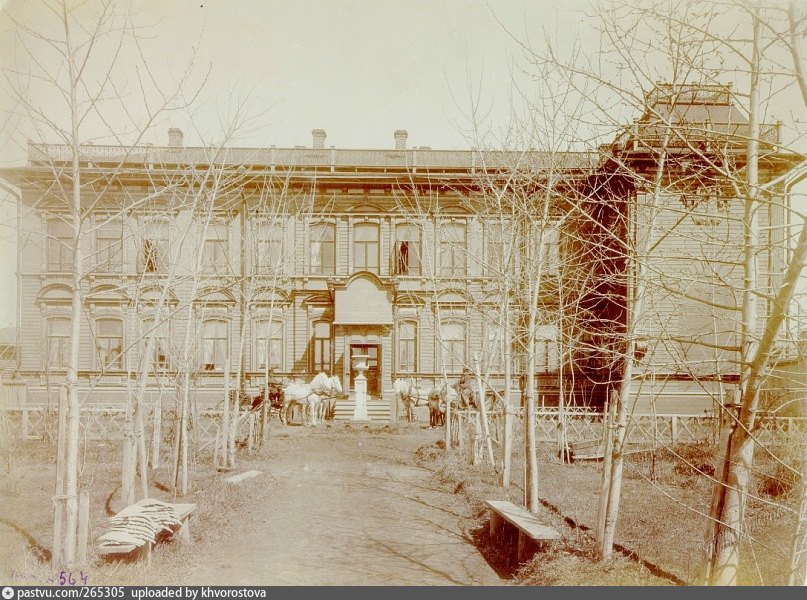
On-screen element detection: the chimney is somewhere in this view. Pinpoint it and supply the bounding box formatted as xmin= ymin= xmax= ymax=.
xmin=312 ymin=129 xmax=327 ymax=149
xmin=394 ymin=129 xmax=408 ymax=150
xmin=167 ymin=128 xmax=184 ymax=147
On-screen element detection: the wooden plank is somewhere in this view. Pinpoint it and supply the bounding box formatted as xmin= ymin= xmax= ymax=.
xmin=172 ymin=503 xmax=197 ymax=520
xmin=224 ymin=469 xmax=262 ymax=483
xmin=485 ymin=500 xmax=561 ymax=541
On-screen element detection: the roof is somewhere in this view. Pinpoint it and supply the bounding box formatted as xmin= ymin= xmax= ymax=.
xmin=22 ymin=144 xmax=599 ymax=174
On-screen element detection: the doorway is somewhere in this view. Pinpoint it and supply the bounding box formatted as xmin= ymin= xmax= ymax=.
xmin=350 ymin=344 xmax=380 ymax=397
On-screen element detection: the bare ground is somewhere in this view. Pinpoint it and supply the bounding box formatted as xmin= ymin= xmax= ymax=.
xmin=1 ymin=423 xmax=504 ymax=586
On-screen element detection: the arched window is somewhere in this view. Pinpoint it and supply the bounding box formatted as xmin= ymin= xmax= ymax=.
xmin=439 ymin=222 xmax=466 ymax=276
xmin=312 ymin=321 xmax=331 ymax=373
xmin=394 ymin=223 xmax=421 ymax=275
xmin=397 ymin=321 xmax=417 ymax=372
xmin=354 ymin=222 xmax=379 ymax=274
xmin=309 ymin=223 xmax=335 ymax=275
xmin=201 ymin=319 xmax=229 ymax=371
xmin=255 ymin=318 xmax=284 ymax=371
xmin=46 ymin=317 xmax=70 ymax=369
xmin=96 ymin=318 xmax=124 ymax=371
xmin=439 ymin=321 xmax=465 ymax=373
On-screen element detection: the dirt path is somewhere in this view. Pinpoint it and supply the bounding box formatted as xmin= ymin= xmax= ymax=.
xmin=181 ymin=425 xmax=503 ymax=586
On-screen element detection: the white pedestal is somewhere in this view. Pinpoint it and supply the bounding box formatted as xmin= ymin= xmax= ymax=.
xmin=353 ymin=380 xmax=369 ymax=421
xmin=352 ymin=353 xmax=370 ymax=421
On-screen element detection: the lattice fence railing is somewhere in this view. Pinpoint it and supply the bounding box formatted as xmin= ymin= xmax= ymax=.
xmin=1 ymin=403 xmax=255 ymax=454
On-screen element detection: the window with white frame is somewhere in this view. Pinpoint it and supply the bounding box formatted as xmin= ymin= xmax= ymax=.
xmin=47 ymin=219 xmax=74 ymax=271
xmin=141 ymin=221 xmax=169 ymax=274
xmin=540 ymin=224 xmax=560 ymax=274
xmin=141 ymin=318 xmax=169 ymax=371
xmin=255 ymin=318 xmax=283 ymax=371
xmin=484 ymin=221 xmax=510 ymax=276
xmin=202 ymin=222 xmax=229 ymax=274
xmin=353 ymin=222 xmax=379 ymax=274
xmin=439 ymin=222 xmax=466 ymax=276
xmin=394 ymin=223 xmax=421 ymax=275
xmin=201 ymin=319 xmax=229 ymax=371
xmin=256 ymin=223 xmax=283 ymax=273
xmin=46 ymin=317 xmax=70 ymax=369
xmin=309 ymin=223 xmax=335 ymax=275
xmin=484 ymin=322 xmax=504 ymax=371
xmin=439 ymin=320 xmax=466 ymax=373
xmin=95 ymin=318 xmax=124 ymax=371
xmin=397 ymin=321 xmax=417 ymax=372
xmin=96 ymin=221 xmax=123 ymax=273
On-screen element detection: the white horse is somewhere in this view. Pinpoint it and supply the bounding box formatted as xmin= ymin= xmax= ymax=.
xmin=282 ymin=373 xmax=341 ymax=426
xmin=315 ymin=374 xmax=344 ymax=421
xmin=392 ymin=378 xmax=431 ymax=423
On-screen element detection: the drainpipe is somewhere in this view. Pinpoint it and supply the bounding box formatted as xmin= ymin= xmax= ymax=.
xmin=0 ymin=179 xmax=22 ymax=372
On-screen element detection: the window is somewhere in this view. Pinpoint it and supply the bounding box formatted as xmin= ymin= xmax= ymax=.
xmin=97 ymin=222 xmax=123 ymax=272
xmin=439 ymin=321 xmax=465 ymax=373
xmin=484 ymin=222 xmax=508 ymax=276
xmin=309 ymin=223 xmax=335 ymax=275
xmin=485 ymin=323 xmax=503 ymax=371
xmin=397 ymin=321 xmax=417 ymax=372
xmin=312 ymin=321 xmax=331 ymax=373
xmin=353 ymin=223 xmax=379 ymax=274
xmin=255 ymin=318 xmax=283 ymax=371
xmin=46 ymin=317 xmax=70 ymax=369
xmin=439 ymin=223 xmax=466 ymax=276
xmin=201 ymin=319 xmax=228 ymax=371
xmin=394 ymin=223 xmax=421 ymax=275
xmin=142 ymin=222 xmax=168 ymax=274
xmin=142 ymin=319 xmax=169 ymax=371
xmin=47 ymin=219 xmax=73 ymax=271
xmin=535 ymin=324 xmax=559 ymax=372
xmin=203 ymin=223 xmax=228 ymax=274
xmin=542 ymin=225 xmax=560 ymax=274
xmin=96 ymin=318 xmax=124 ymax=371
xmin=257 ymin=223 xmax=283 ymax=272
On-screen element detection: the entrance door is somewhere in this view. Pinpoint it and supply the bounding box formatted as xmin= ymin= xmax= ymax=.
xmin=350 ymin=344 xmax=380 ymax=397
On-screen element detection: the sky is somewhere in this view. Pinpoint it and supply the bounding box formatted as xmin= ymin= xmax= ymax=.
xmin=0 ymin=0 xmax=804 ymax=328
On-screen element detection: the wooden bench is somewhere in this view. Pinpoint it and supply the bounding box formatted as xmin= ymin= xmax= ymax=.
xmin=97 ymin=499 xmax=196 ymax=562
xmin=485 ymin=500 xmax=561 ymax=564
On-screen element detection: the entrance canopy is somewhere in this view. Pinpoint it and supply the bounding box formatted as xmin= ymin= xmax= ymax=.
xmin=333 ymin=273 xmax=393 ymax=325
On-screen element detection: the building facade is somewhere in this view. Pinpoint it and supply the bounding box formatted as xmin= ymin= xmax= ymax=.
xmin=1 ymin=85 xmax=799 ymax=416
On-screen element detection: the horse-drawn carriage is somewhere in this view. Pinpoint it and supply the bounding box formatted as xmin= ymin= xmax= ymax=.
xmin=392 ymin=371 xmax=503 ymax=426
xmin=242 ymin=372 xmax=344 ymax=426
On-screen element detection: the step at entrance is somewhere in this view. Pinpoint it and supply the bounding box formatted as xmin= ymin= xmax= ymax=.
xmin=333 ymin=398 xmax=391 ymax=421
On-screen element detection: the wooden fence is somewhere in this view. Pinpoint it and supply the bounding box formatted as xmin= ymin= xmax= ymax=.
xmin=0 ymin=400 xmax=258 ymax=455
xmin=448 ymin=408 xmax=807 ymax=449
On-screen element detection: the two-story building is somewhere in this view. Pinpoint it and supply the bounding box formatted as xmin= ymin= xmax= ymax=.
xmin=1 ymin=84 xmax=799 ymax=418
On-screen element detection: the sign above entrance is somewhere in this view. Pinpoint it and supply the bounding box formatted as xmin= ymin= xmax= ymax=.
xmin=333 ymin=274 xmax=393 ymax=325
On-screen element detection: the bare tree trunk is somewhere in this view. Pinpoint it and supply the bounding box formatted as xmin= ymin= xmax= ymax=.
xmin=703 ymin=15 xmax=762 ymax=584
xmin=788 ymin=440 xmax=807 ymax=585
xmin=473 ymin=354 xmax=495 ymax=466
xmin=222 ymin=360 xmax=231 ymax=469
xmin=502 ymin=302 xmax=513 ymax=488
xmin=51 ymin=385 xmax=68 ymax=569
